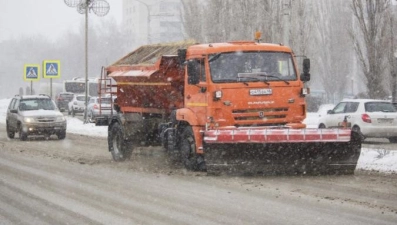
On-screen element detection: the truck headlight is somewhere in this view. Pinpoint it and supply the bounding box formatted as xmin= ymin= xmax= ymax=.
xmin=213 ymin=90 xmax=222 ymax=101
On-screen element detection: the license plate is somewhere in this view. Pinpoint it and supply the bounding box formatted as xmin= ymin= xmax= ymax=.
xmin=250 ymin=89 xmax=272 ymax=96
xmin=377 ymin=118 xmax=393 ymax=124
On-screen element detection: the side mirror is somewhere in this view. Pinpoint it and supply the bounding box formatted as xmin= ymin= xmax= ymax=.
xmin=10 ymin=109 xmax=17 ymax=113
xmin=300 ymin=58 xmax=311 ymax=82
xmin=187 ymin=60 xmax=200 ymax=85
xmin=327 ymin=109 xmax=333 ymax=114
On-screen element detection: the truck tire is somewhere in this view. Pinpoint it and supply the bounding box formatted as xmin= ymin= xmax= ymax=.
xmin=167 ymin=128 xmax=180 ymax=162
xmin=108 ymin=122 xmax=133 ymax=162
xmin=6 ymin=122 xmax=15 ymax=139
xmin=179 ymin=126 xmax=206 ymax=171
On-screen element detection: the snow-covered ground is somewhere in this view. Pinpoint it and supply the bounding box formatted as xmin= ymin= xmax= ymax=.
xmin=0 ymin=98 xmax=396 ymax=174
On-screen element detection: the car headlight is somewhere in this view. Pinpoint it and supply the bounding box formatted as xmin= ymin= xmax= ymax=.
xmin=24 ymin=117 xmax=35 ymax=123
xmin=56 ymin=116 xmax=66 ymax=122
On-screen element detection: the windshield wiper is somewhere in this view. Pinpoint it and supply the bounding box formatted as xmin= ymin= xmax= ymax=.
xmin=238 ymin=76 xmax=269 ymax=85
xmin=258 ymin=74 xmax=290 ymax=85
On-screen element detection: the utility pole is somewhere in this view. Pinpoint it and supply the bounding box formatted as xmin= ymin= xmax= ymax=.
xmin=391 ymin=1 xmax=397 ymax=103
xmin=64 ymin=0 xmax=109 ymax=123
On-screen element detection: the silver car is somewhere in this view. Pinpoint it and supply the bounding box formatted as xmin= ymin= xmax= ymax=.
xmin=85 ymin=96 xmax=116 ymax=123
xmin=6 ymin=95 xmax=67 ymax=141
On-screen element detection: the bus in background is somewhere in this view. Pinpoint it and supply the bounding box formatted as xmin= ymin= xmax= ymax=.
xmin=63 ymin=77 xmax=99 ymax=97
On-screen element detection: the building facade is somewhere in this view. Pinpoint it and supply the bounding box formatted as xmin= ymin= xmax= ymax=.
xmin=122 ymin=0 xmax=184 ymax=46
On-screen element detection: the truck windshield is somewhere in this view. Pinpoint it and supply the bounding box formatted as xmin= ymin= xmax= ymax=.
xmin=209 ymin=51 xmax=297 ymax=83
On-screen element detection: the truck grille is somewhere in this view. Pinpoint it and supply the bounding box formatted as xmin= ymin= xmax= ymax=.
xmin=232 ymin=108 xmax=288 ymax=124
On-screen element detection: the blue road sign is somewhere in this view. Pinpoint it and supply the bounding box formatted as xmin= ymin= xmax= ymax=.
xmin=24 ymin=64 xmax=40 ymax=81
xmin=43 ymin=60 xmax=61 ymax=78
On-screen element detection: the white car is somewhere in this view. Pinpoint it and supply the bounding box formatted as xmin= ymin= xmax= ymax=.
xmin=68 ymin=94 xmax=90 ymax=117
xmin=318 ymin=99 xmax=397 ymax=142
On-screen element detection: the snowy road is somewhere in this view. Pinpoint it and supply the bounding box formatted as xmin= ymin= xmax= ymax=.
xmin=0 ymin=126 xmax=396 ymax=224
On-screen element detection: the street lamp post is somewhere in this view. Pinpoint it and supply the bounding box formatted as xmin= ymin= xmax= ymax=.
xmin=64 ymin=0 xmax=109 ymax=123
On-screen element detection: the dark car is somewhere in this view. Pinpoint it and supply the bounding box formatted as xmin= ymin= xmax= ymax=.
xmin=56 ymin=92 xmax=74 ymax=112
xmin=6 ymin=94 xmax=67 ymax=141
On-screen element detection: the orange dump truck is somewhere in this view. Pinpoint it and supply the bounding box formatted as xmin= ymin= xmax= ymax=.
xmin=101 ymin=38 xmax=361 ymax=175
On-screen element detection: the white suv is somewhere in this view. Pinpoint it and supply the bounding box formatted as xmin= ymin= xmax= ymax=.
xmin=68 ymin=94 xmax=90 ymax=117
xmin=318 ymin=99 xmax=397 ymax=142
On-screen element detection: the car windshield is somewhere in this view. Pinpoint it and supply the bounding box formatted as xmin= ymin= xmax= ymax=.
xmin=365 ymin=102 xmax=396 ymax=112
xmin=209 ymin=51 xmax=296 ymax=83
xmin=19 ymin=98 xmax=56 ymax=111
xmin=76 ymin=96 xmax=86 ymax=101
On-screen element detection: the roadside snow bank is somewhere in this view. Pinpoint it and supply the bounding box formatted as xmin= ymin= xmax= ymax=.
xmin=357 ymin=148 xmax=397 ymax=174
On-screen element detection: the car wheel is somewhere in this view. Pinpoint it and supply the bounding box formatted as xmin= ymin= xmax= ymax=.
xmin=57 ymin=130 xmax=66 ymax=140
xmin=318 ymin=123 xmax=326 ymax=129
xmin=19 ymin=125 xmax=27 ymax=141
xmin=72 ymin=108 xmax=75 ymax=117
xmin=68 ymin=108 xmax=71 ymax=115
xmin=88 ymin=111 xmax=94 ymax=123
xmin=6 ymin=122 xmax=15 ymax=139
xmin=351 ymin=125 xmax=365 ymax=141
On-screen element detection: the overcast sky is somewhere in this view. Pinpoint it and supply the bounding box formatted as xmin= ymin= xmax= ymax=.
xmin=0 ymin=0 xmax=122 ymax=42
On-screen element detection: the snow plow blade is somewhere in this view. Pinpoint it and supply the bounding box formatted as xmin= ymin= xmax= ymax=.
xmin=203 ymin=128 xmax=361 ymax=176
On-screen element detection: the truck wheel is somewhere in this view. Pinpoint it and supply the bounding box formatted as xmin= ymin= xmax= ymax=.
xmin=6 ymin=122 xmax=15 ymax=139
xmin=179 ymin=126 xmax=206 ymax=171
xmin=166 ymin=128 xmax=180 ymax=162
xmin=19 ymin=125 xmax=27 ymax=141
xmin=108 ymin=122 xmax=133 ymax=162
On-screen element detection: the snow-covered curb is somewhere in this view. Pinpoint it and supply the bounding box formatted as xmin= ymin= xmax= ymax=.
xmin=356 ymin=148 xmax=397 ymax=174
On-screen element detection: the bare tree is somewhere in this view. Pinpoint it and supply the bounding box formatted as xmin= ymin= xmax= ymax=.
xmin=181 ymin=0 xmax=286 ymax=43
xmin=311 ymin=0 xmax=353 ymax=102
xmin=350 ymin=0 xmax=391 ymax=99
xmin=181 ymin=0 xmax=205 ymax=41
xmin=287 ymin=0 xmax=314 ymax=57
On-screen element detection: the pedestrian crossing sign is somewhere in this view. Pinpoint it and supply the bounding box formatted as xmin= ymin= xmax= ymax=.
xmin=43 ymin=60 xmax=61 ymax=78
xmin=24 ymin=64 xmax=40 ymax=81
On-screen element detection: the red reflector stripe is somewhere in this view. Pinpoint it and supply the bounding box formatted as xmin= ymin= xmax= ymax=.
xmin=204 ymin=128 xmax=351 ymax=143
